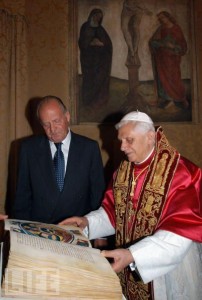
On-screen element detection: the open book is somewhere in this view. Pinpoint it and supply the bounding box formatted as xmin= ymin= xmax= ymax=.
xmin=1 ymin=219 xmax=122 ymax=299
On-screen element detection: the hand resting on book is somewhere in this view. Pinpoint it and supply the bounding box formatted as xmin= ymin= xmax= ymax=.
xmin=59 ymin=216 xmax=88 ymax=230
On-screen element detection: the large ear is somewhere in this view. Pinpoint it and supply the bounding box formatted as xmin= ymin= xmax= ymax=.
xmin=65 ymin=111 xmax=71 ymax=123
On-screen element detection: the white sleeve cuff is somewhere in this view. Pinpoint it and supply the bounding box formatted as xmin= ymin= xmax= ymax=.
xmin=85 ymin=207 xmax=115 ymax=240
xmin=129 ymin=230 xmax=192 ymax=283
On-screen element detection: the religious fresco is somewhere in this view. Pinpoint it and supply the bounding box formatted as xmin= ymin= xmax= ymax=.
xmin=77 ymin=0 xmax=196 ymax=123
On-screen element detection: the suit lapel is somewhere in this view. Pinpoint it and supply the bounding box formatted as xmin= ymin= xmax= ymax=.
xmin=36 ymin=136 xmax=60 ymax=196
xmin=63 ymin=133 xmax=80 ymax=189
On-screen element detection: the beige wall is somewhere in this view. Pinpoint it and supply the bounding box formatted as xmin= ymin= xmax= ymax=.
xmin=1 ymin=0 xmax=202 ymax=158
xmin=0 ymin=0 xmax=202 ymax=213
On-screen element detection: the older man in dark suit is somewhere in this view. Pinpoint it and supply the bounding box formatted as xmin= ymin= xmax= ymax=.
xmin=13 ymin=95 xmax=105 ymax=224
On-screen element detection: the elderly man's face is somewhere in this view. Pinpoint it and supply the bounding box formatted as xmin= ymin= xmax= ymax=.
xmin=118 ymin=122 xmax=155 ymax=163
xmin=39 ymin=100 xmax=70 ymax=143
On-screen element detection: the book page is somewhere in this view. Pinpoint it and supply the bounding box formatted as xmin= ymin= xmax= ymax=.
xmin=2 ymin=226 xmax=122 ymax=299
xmin=10 ymin=231 xmax=113 ymax=274
xmin=4 ymin=219 xmax=90 ymax=247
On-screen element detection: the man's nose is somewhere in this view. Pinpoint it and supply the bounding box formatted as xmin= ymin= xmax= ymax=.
xmin=49 ymin=123 xmax=56 ymax=132
xmin=120 ymin=141 xmax=126 ymax=152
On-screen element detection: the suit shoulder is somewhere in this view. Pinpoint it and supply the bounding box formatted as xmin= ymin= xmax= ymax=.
xmin=20 ymin=135 xmax=47 ymax=148
xmin=71 ymin=132 xmax=99 ymax=146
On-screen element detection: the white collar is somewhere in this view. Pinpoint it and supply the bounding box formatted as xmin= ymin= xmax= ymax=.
xmin=49 ymin=129 xmax=71 ymax=147
xmin=134 ymin=147 xmax=155 ymax=165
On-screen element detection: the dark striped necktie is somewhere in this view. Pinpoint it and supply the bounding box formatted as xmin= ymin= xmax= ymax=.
xmin=53 ymin=143 xmax=65 ymax=191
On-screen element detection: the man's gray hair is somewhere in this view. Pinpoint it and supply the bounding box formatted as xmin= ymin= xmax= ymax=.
xmin=37 ymin=95 xmax=68 ymax=119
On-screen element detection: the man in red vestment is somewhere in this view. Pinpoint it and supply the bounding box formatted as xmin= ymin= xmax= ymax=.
xmin=150 ymin=11 xmax=189 ymax=109
xmin=60 ymin=111 xmax=202 ymax=300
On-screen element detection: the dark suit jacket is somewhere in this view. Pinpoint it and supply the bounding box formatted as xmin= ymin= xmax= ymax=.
xmin=13 ymin=132 xmax=105 ymax=224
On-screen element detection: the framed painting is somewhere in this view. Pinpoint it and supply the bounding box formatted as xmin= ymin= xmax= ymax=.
xmin=68 ymin=0 xmax=198 ymax=124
